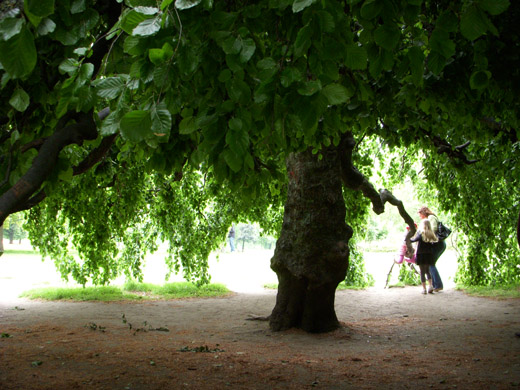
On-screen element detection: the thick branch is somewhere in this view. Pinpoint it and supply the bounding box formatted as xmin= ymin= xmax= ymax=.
xmin=9 ymin=109 xmax=114 ymax=214
xmin=0 ymin=113 xmax=98 ymax=225
xmin=379 ymin=189 xmax=416 ymax=234
xmin=338 ymin=133 xmax=416 ymax=231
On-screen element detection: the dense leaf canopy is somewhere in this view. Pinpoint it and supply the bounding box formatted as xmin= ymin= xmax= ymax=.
xmin=0 ymin=0 xmax=518 ymax=285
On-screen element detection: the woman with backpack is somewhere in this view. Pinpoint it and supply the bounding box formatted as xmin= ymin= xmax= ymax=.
xmin=418 ymin=206 xmax=447 ymax=292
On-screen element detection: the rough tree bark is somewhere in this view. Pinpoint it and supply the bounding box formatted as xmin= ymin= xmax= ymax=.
xmin=269 ymin=132 xmax=415 ymax=333
xmin=269 ymin=146 xmax=352 ymax=333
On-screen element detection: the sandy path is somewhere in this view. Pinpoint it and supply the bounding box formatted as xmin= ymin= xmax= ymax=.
xmin=1 ymin=245 xmax=519 ymax=389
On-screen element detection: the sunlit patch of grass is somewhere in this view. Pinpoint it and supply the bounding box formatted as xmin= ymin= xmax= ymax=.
xmin=456 ymin=284 xmax=520 ymax=299
xmin=2 ymin=249 xmax=39 ymax=255
xmin=123 ymin=281 xmax=230 ymax=299
xmin=21 ymin=282 xmax=231 ymax=301
xmin=20 ymin=286 xmax=140 ymax=301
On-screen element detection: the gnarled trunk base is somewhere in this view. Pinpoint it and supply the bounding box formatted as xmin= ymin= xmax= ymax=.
xmin=270 ymin=148 xmax=352 ymax=333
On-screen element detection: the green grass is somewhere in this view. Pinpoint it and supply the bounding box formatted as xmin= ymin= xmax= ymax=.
xmin=123 ymin=280 xmax=230 ymax=298
xmin=456 ymin=284 xmax=520 ymax=299
xmin=20 ymin=286 xmax=140 ymax=301
xmin=20 ymin=282 xmax=231 ymax=301
xmin=2 ymin=249 xmax=40 ymax=255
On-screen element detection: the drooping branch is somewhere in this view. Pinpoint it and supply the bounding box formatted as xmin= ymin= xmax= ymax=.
xmin=338 ymin=132 xmax=416 ymax=231
xmin=379 ymin=189 xmax=416 ymax=234
xmin=338 ymin=132 xmax=384 ymax=214
xmin=424 ymin=131 xmax=479 ymax=164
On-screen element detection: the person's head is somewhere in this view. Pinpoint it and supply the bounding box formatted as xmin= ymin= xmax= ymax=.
xmin=420 ymin=219 xmax=438 ymax=243
xmin=418 ymin=206 xmax=435 ymax=219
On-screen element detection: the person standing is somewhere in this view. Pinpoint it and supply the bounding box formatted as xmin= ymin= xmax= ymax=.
xmin=228 ymin=224 xmax=236 ymax=252
xmin=418 ymin=206 xmax=446 ymax=292
xmin=410 ymin=218 xmax=439 ymax=294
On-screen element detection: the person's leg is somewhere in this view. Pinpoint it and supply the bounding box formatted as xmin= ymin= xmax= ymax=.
xmin=430 ymin=265 xmax=443 ymax=290
xmin=229 ymin=237 xmax=235 ymax=252
xmin=419 ymin=264 xmax=427 ymax=294
xmin=431 ymin=241 xmax=446 ymax=290
xmin=426 ymin=267 xmax=434 ymax=293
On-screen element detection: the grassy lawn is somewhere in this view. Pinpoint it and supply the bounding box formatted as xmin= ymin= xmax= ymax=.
xmin=20 ymin=282 xmax=230 ymax=301
xmin=456 ymin=284 xmax=520 ymax=299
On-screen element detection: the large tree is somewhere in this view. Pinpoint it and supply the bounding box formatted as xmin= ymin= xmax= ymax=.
xmin=0 ymin=0 xmax=518 ymax=332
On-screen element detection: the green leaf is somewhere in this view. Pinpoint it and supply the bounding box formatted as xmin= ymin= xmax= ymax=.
xmin=218 ymin=69 xmax=232 ymax=82
xmin=151 ymin=102 xmax=172 ymax=138
xmin=429 ymin=30 xmax=455 ymax=58
xmin=93 ymin=77 xmax=126 ymax=99
xmin=226 ymin=127 xmax=249 ymax=155
xmin=360 ymin=0 xmax=383 ymax=20
xmin=222 ymin=148 xmax=242 ymax=172
xmin=317 ymin=11 xmax=335 ymax=33
xmin=345 ymin=45 xmax=367 ymax=70
xmin=407 ymin=46 xmax=424 ymax=86
xmin=161 ymin=0 xmax=174 ymax=10
xmin=175 ymin=0 xmax=202 ymax=10
xmin=0 ymin=26 xmax=37 ymax=79
xmin=120 ymin=110 xmax=152 ymax=142
xmin=70 ymin=0 xmax=86 ymax=14
xmin=149 ymin=48 xmax=165 ymax=64
xmin=222 ymin=36 xmax=242 ymax=55
xmin=121 ymin=10 xmax=148 ymax=35
xmin=179 ymin=116 xmax=197 ymax=134
xmin=59 ymin=58 xmax=80 ymax=75
xmin=36 ymin=18 xmax=56 ymax=35
xmin=427 ymin=51 xmax=446 ymax=75
xmin=133 ymin=16 xmax=161 ymax=36
xmin=9 ymin=88 xmax=30 ymax=112
xmin=460 ymin=5 xmax=489 ymax=41
xmin=99 ymin=111 xmax=122 ymax=136
xmin=297 ymin=80 xmax=322 ymax=96
xmin=292 ymin=0 xmax=316 ymax=13
xmin=322 ymin=83 xmax=353 ymax=105
xmin=76 ymin=63 xmax=94 ymax=86
xmin=436 ymin=11 xmax=458 ymax=32
xmin=228 ymin=117 xmax=243 ymax=131
xmin=280 ymin=67 xmax=302 ymax=87
xmin=374 ymin=24 xmax=400 ymax=51
xmin=294 ymin=24 xmax=312 ymax=58
xmin=0 ymin=18 xmax=24 ymax=41
xmin=134 ymin=6 xmax=160 ymax=15
xmin=478 ymin=0 xmax=509 ymax=15
xmin=239 ymin=38 xmax=256 ymax=63
xmin=469 ymin=70 xmax=491 ymax=90
xmin=25 ymin=0 xmax=55 ymax=18
xmin=257 ymin=57 xmax=277 ymax=69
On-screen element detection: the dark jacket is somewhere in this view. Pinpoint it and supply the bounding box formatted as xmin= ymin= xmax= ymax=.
xmin=411 ymin=232 xmax=436 ymax=265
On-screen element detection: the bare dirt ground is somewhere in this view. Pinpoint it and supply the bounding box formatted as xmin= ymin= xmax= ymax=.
xmin=1 ymin=246 xmax=519 ymax=389
xmin=1 ymin=287 xmax=519 ymax=390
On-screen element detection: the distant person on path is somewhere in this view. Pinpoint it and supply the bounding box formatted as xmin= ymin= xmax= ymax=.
xmin=228 ymin=224 xmax=236 ymax=252
xmin=418 ymin=206 xmax=446 ymax=292
xmin=410 ymin=218 xmax=439 ymax=294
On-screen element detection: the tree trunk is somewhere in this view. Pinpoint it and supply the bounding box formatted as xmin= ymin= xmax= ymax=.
xmin=269 ymin=147 xmax=352 ymax=333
